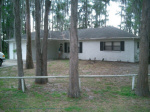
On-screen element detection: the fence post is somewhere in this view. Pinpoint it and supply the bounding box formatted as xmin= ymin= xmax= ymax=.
xmin=132 ymin=76 xmax=135 ymax=90
xmin=79 ymin=78 xmax=81 ymax=91
xmin=21 ymin=78 xmax=25 ymax=92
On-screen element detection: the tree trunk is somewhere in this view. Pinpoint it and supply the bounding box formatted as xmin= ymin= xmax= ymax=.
xmin=35 ymin=0 xmax=43 ymax=84
xmin=35 ymin=0 xmax=51 ymax=84
xmin=26 ymin=0 xmax=34 ymax=69
xmin=52 ymin=9 xmax=53 ymax=31
xmin=135 ymin=0 xmax=150 ymax=97
xmin=95 ymin=13 xmax=98 ymax=28
xmin=68 ymin=0 xmax=80 ymax=98
xmin=14 ymin=0 xmax=26 ymax=90
xmin=104 ymin=2 xmax=107 ymax=27
xmin=0 ymin=0 xmax=3 ymax=52
xmin=42 ymin=0 xmax=51 ymax=84
xmin=120 ymin=7 xmax=123 ymax=30
xmin=41 ymin=0 xmax=44 ymax=30
xmin=85 ymin=0 xmax=87 ymax=28
xmin=21 ymin=0 xmax=25 ymax=34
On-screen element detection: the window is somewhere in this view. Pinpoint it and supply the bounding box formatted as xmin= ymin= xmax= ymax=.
xmin=64 ymin=42 xmax=70 ymax=53
xmin=100 ymin=41 xmax=124 ymax=51
xmin=64 ymin=42 xmax=83 ymax=53
xmin=137 ymin=42 xmax=139 ymax=49
xmin=105 ymin=42 xmax=112 ymax=50
xmin=78 ymin=42 xmax=82 ymax=53
xmin=113 ymin=42 xmax=121 ymax=51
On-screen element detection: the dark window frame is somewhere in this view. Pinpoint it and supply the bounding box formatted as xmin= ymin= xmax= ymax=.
xmin=78 ymin=42 xmax=83 ymax=53
xmin=64 ymin=42 xmax=70 ymax=53
xmin=137 ymin=42 xmax=139 ymax=49
xmin=100 ymin=41 xmax=124 ymax=51
xmin=64 ymin=42 xmax=83 ymax=53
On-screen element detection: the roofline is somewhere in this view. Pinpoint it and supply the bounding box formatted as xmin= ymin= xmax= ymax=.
xmin=4 ymin=39 xmax=27 ymax=42
xmin=5 ymin=37 xmax=139 ymax=42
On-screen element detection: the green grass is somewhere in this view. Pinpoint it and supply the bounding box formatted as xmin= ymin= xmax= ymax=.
xmin=64 ymin=106 xmax=82 ymax=111
xmin=110 ymin=86 xmax=136 ymax=97
xmin=51 ymin=91 xmax=61 ymax=98
xmin=0 ymin=60 xmax=150 ymax=112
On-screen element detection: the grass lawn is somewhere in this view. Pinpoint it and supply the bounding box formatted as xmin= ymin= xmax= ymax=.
xmin=0 ymin=60 xmax=150 ymax=112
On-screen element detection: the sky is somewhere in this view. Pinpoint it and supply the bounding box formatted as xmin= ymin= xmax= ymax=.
xmin=107 ymin=1 xmax=121 ymax=28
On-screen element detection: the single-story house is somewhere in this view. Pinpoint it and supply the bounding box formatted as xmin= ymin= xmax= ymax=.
xmin=7 ymin=26 xmax=139 ymax=62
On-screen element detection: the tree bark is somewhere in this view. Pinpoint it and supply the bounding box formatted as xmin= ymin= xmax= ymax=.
xmin=68 ymin=0 xmax=80 ymax=98
xmin=26 ymin=0 xmax=34 ymax=69
xmin=42 ymin=0 xmax=51 ymax=84
xmin=135 ymin=0 xmax=150 ymax=97
xmin=35 ymin=0 xmax=51 ymax=84
xmin=0 ymin=0 xmax=3 ymax=52
xmin=104 ymin=1 xmax=107 ymax=27
xmin=85 ymin=0 xmax=87 ymax=28
xmin=14 ymin=0 xmax=26 ymax=90
xmin=35 ymin=0 xmax=42 ymax=84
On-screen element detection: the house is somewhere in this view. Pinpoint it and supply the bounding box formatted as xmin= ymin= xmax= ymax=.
xmin=7 ymin=26 xmax=139 ymax=62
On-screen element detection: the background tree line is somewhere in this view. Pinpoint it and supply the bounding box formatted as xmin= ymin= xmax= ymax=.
xmin=0 ymin=0 xmax=142 ymax=58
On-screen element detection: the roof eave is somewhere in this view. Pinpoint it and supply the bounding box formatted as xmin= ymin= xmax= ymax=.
xmin=79 ymin=37 xmax=139 ymax=41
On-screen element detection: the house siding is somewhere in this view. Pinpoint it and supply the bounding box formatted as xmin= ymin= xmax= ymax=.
xmin=8 ymin=39 xmax=137 ymax=63
xmin=9 ymin=42 xmax=15 ymax=59
xmin=78 ymin=39 xmax=135 ymax=62
xmin=9 ymin=41 xmax=26 ymax=60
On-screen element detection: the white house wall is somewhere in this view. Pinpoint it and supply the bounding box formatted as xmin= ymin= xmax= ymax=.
xmin=63 ymin=39 xmax=135 ymax=62
xmin=9 ymin=39 xmax=137 ymax=62
xmin=9 ymin=42 xmax=15 ymax=59
xmin=9 ymin=40 xmax=26 ymax=60
xmin=22 ymin=41 xmax=26 ymax=60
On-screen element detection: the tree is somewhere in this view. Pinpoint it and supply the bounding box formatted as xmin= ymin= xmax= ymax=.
xmin=20 ymin=0 xmax=26 ymax=34
xmin=116 ymin=5 xmax=125 ymax=29
xmin=35 ymin=0 xmax=42 ymax=84
xmin=104 ymin=0 xmax=109 ymax=27
xmin=26 ymin=0 xmax=34 ymax=69
xmin=78 ymin=0 xmax=92 ymax=29
xmin=92 ymin=0 xmax=105 ymax=28
xmin=35 ymin=0 xmax=51 ymax=84
xmin=14 ymin=0 xmax=26 ymax=90
xmin=119 ymin=0 xmax=142 ymax=35
xmin=0 ymin=0 xmax=3 ymax=52
xmin=135 ymin=0 xmax=150 ymax=97
xmin=1 ymin=0 xmax=14 ymax=58
xmin=52 ymin=1 xmax=69 ymax=31
xmin=68 ymin=0 xmax=80 ymax=98
xmin=42 ymin=0 xmax=51 ymax=83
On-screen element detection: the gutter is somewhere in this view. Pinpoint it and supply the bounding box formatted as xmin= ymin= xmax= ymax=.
xmin=5 ymin=37 xmax=139 ymax=42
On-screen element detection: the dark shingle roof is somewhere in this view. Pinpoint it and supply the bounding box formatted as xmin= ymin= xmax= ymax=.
xmin=8 ymin=26 xmax=138 ymax=41
xmin=50 ymin=26 xmax=137 ymax=40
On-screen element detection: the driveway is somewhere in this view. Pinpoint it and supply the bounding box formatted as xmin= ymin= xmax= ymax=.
xmin=0 ymin=59 xmax=18 ymax=68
